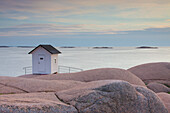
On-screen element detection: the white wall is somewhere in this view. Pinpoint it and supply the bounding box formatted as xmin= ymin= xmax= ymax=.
xmin=51 ymin=54 xmax=58 ymax=73
xmin=32 ymin=47 xmax=51 ymax=74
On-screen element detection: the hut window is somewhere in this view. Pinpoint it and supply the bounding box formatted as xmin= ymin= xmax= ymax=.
xmin=54 ymin=59 xmax=56 ymax=63
xmin=40 ymin=58 xmax=43 ymax=60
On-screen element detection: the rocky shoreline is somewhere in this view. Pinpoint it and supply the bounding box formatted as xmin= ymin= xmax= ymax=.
xmin=0 ymin=62 xmax=169 ymax=113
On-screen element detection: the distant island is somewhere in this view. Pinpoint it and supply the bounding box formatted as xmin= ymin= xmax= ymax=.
xmin=17 ymin=46 xmax=35 ymax=48
xmin=93 ymin=47 xmax=113 ymax=49
xmin=60 ymin=46 xmax=76 ymax=48
xmin=136 ymin=46 xmax=158 ymax=49
xmin=0 ymin=46 xmax=11 ymax=48
xmin=0 ymin=46 xmax=35 ymax=48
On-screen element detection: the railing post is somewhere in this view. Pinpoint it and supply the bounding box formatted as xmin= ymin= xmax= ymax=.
xmin=69 ymin=67 xmax=71 ymax=73
xmin=25 ymin=68 xmax=26 ymax=75
xmin=23 ymin=66 xmax=32 ymax=75
xmin=57 ymin=65 xmax=83 ymax=73
xmin=58 ymin=66 xmax=60 ymax=73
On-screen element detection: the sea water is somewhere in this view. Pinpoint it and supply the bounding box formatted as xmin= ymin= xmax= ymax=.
xmin=0 ymin=47 xmax=170 ymax=77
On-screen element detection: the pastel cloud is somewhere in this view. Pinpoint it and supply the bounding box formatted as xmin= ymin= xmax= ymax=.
xmin=1 ymin=0 xmax=169 ymax=16
xmin=0 ymin=24 xmax=119 ymax=36
xmin=10 ymin=16 xmax=29 ymax=20
xmin=0 ymin=23 xmax=169 ymax=37
xmin=0 ymin=0 xmax=169 ymax=42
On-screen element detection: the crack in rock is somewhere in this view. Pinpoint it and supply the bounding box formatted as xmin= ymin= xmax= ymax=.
xmin=0 ymin=82 xmax=29 ymax=93
xmin=54 ymin=93 xmax=79 ymax=113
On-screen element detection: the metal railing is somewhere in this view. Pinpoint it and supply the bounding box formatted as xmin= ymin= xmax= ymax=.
xmin=23 ymin=65 xmax=83 ymax=74
xmin=58 ymin=65 xmax=83 ymax=73
xmin=23 ymin=66 xmax=32 ymax=75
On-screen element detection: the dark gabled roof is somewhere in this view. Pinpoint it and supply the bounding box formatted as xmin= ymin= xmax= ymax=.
xmin=28 ymin=45 xmax=61 ymax=54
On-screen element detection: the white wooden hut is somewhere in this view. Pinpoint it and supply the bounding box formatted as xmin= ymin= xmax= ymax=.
xmin=28 ymin=45 xmax=61 ymax=74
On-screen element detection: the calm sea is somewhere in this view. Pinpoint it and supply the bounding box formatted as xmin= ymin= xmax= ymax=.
xmin=0 ymin=47 xmax=170 ymax=77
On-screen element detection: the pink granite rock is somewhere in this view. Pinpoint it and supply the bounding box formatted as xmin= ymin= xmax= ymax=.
xmin=0 ymin=80 xmax=168 ymax=113
xmin=0 ymin=84 xmax=24 ymax=94
xmin=56 ymin=80 xmax=168 ymax=113
xmin=32 ymin=68 xmax=145 ymax=87
xmin=0 ymin=92 xmax=77 ymax=113
xmin=128 ymin=62 xmax=170 ymax=85
xmin=157 ymin=92 xmax=170 ymax=112
xmin=147 ymin=82 xmax=170 ymax=93
xmin=0 ymin=76 xmax=83 ymax=94
xmin=19 ymin=74 xmax=41 ymax=78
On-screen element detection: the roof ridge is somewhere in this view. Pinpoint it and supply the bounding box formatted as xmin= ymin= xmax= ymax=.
xmin=28 ymin=44 xmax=61 ymax=54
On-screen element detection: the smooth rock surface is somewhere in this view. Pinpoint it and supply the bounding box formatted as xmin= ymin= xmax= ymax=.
xmin=0 ymin=76 xmax=83 ymax=94
xmin=56 ymin=80 xmax=168 ymax=113
xmin=128 ymin=62 xmax=170 ymax=85
xmin=0 ymin=92 xmax=77 ymax=113
xmin=0 ymin=84 xmax=25 ymax=94
xmin=26 ymin=68 xmax=146 ymax=87
xmin=19 ymin=74 xmax=41 ymax=78
xmin=147 ymin=82 xmax=170 ymax=93
xmin=157 ymin=92 xmax=170 ymax=112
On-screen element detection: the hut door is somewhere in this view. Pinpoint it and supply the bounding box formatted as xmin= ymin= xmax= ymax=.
xmin=38 ymin=54 xmax=45 ymax=72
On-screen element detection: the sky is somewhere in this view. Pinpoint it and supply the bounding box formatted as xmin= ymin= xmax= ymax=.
xmin=0 ymin=0 xmax=170 ymax=47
